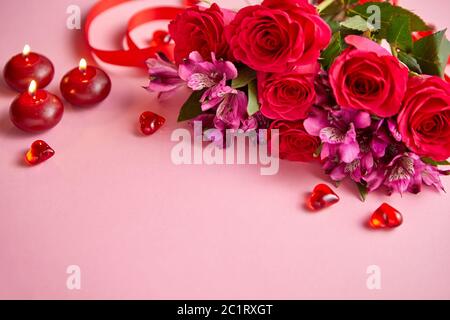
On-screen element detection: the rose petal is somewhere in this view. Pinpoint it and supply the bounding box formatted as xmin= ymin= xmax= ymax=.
xmin=345 ymin=35 xmax=391 ymax=56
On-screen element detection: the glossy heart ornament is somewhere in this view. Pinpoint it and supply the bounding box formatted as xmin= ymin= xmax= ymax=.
xmin=369 ymin=203 xmax=403 ymax=229
xmin=25 ymin=140 xmax=55 ymax=165
xmin=139 ymin=111 xmax=165 ymax=135
xmin=307 ymin=184 xmax=340 ymax=211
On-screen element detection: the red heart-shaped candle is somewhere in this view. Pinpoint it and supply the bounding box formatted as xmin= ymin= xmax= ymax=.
xmin=307 ymin=184 xmax=340 ymax=211
xmin=139 ymin=111 xmax=165 ymax=135
xmin=25 ymin=140 xmax=55 ymax=165
xmin=369 ymin=203 xmax=403 ymax=229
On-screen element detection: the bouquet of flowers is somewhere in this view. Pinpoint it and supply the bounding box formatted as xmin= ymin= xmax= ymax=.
xmin=146 ymin=0 xmax=450 ymax=200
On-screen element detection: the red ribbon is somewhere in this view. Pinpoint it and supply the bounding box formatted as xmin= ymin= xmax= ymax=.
xmin=85 ymin=0 xmax=450 ymax=79
xmin=84 ymin=0 xmax=184 ymax=68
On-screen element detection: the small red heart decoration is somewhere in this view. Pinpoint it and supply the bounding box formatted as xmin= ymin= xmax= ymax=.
xmin=307 ymin=184 xmax=340 ymax=211
xmin=25 ymin=140 xmax=55 ymax=165
xmin=139 ymin=111 xmax=165 ymax=136
xmin=369 ymin=203 xmax=403 ymax=229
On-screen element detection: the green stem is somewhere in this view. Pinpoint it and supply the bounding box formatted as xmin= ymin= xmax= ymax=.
xmin=390 ymin=45 xmax=399 ymax=57
xmin=317 ymin=0 xmax=337 ymax=13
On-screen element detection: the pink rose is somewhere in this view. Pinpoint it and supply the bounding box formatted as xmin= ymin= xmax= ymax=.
xmin=329 ymin=35 xmax=409 ymax=118
xmin=270 ymin=120 xmax=320 ymax=162
xmin=225 ymin=0 xmax=331 ymax=73
xmin=398 ymin=76 xmax=450 ymax=162
xmin=258 ymin=71 xmax=316 ymax=121
xmin=169 ymin=4 xmax=235 ymax=64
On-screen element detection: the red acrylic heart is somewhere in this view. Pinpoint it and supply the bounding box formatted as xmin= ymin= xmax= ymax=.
xmin=369 ymin=203 xmax=403 ymax=229
xmin=139 ymin=111 xmax=165 ymax=135
xmin=307 ymin=184 xmax=340 ymax=211
xmin=25 ymin=140 xmax=55 ymax=165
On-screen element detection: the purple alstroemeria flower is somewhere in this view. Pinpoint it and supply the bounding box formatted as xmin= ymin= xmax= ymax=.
xmin=305 ymin=107 xmax=371 ymax=164
xmin=191 ymin=91 xmax=250 ymax=148
xmin=214 ymin=91 xmax=248 ymax=131
xmin=361 ymin=120 xmax=405 ymax=192
xmin=366 ymin=119 xmax=390 ymax=159
xmin=322 ymin=123 xmax=386 ymax=183
xmin=145 ymin=53 xmax=185 ymax=98
xmin=382 ymin=153 xmax=445 ymax=195
xmin=385 ymin=153 xmax=416 ymax=194
xmin=304 ymin=107 xmax=408 ymax=186
xmin=179 ymin=51 xmax=238 ymax=87
xmin=178 ymin=51 xmax=238 ymax=111
xmin=324 ymin=158 xmax=363 ymax=183
xmin=354 ymin=119 xmax=393 ymax=177
xmin=200 ymin=77 xmax=237 ymax=111
xmin=146 ymin=51 xmax=239 ymax=107
xmin=422 ymin=165 xmax=445 ymax=191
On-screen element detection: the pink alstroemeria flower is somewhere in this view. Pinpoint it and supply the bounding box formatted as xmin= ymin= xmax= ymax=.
xmin=373 ymin=153 xmax=445 ymax=195
xmin=305 ymin=107 xmax=371 ymax=164
xmin=179 ymin=51 xmax=238 ymax=111
xmin=145 ymin=53 xmax=185 ymax=98
xmin=214 ymin=91 xmax=248 ymax=131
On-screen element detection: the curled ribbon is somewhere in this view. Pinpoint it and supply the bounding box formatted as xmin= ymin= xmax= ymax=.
xmin=84 ymin=0 xmax=450 ymax=80
xmin=84 ymin=0 xmax=185 ymax=68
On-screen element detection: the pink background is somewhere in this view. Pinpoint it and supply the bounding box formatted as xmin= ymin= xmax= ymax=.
xmin=0 ymin=0 xmax=449 ymax=300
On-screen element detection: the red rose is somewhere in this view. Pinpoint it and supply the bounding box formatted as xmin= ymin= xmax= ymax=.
xmin=270 ymin=120 xmax=320 ymax=162
xmin=398 ymin=76 xmax=450 ymax=162
xmin=169 ymin=4 xmax=234 ymax=64
xmin=225 ymin=0 xmax=331 ymax=73
xmin=258 ymin=71 xmax=316 ymax=121
xmin=329 ymin=35 xmax=409 ymax=118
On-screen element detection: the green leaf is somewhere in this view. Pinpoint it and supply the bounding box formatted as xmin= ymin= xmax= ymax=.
xmin=387 ymin=14 xmax=412 ymax=52
xmin=177 ymin=90 xmax=204 ymax=122
xmin=370 ymin=115 xmax=382 ymax=121
xmin=232 ymin=66 xmax=256 ymax=89
xmin=247 ymin=80 xmax=260 ymax=116
xmin=340 ymin=15 xmax=374 ymax=32
xmin=348 ymin=2 xmax=429 ymax=39
xmin=398 ymin=51 xmax=422 ymax=73
xmin=412 ymin=29 xmax=450 ymax=78
xmin=356 ymin=183 xmax=368 ymax=202
xmin=324 ymin=16 xmax=341 ymax=34
xmin=320 ymin=31 xmax=345 ymax=70
xmin=421 ymin=157 xmax=450 ymax=166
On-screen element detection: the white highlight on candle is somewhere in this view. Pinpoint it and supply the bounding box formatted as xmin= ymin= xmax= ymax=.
xmin=79 ymin=58 xmax=87 ymax=72
xmin=28 ymin=80 xmax=37 ymax=96
xmin=23 ymin=44 xmax=31 ymax=57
